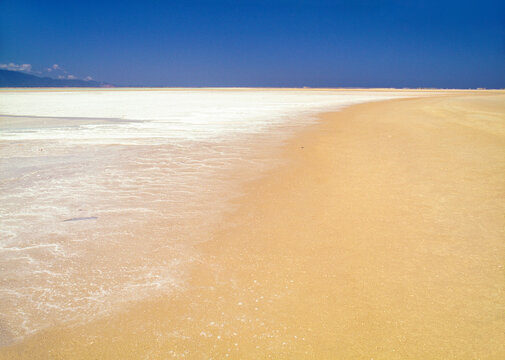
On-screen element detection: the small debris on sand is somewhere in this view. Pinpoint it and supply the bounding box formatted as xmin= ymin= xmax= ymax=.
xmin=63 ymin=216 xmax=97 ymax=222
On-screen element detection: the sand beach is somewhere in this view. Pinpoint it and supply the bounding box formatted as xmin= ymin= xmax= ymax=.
xmin=0 ymin=90 xmax=504 ymax=359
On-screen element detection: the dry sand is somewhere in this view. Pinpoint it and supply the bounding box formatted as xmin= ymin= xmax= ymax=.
xmin=1 ymin=91 xmax=504 ymax=359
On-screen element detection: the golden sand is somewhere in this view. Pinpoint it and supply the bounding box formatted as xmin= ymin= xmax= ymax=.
xmin=1 ymin=92 xmax=504 ymax=359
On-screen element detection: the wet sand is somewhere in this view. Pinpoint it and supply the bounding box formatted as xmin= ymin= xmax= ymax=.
xmin=1 ymin=91 xmax=504 ymax=359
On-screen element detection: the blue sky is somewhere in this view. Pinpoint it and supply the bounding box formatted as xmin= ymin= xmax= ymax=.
xmin=1 ymin=0 xmax=504 ymax=88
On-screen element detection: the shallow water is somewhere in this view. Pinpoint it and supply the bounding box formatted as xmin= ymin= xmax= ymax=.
xmin=0 ymin=89 xmax=415 ymax=343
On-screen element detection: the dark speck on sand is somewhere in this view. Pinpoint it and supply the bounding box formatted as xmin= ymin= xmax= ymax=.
xmin=63 ymin=216 xmax=98 ymax=222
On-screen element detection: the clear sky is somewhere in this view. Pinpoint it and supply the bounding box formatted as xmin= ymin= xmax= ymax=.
xmin=1 ymin=0 xmax=504 ymax=88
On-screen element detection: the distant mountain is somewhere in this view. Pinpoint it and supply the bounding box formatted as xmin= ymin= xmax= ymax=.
xmin=0 ymin=69 xmax=113 ymax=87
